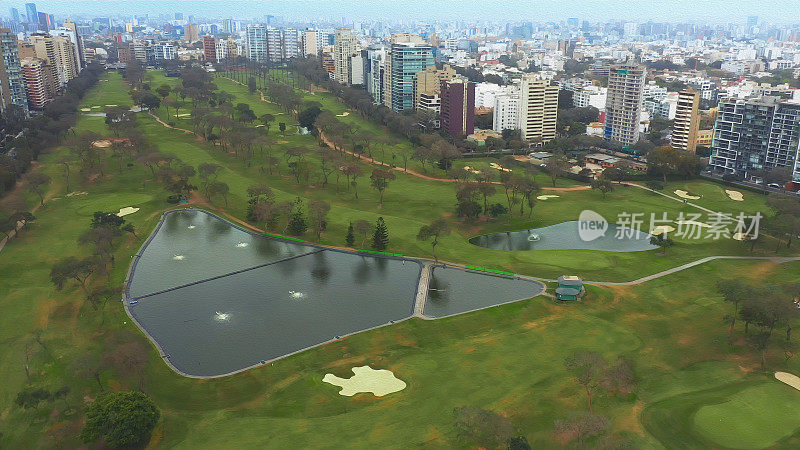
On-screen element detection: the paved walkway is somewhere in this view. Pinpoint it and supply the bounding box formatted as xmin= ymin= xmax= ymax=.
xmin=413 ymin=263 xmax=433 ymax=317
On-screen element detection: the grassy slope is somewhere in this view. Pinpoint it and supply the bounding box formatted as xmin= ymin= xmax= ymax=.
xmin=2 ymin=71 xmax=800 ymax=448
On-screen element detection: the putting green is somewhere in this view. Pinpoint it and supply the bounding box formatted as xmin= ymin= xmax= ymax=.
xmin=71 ymin=193 xmax=154 ymax=216
xmin=693 ymin=382 xmax=800 ymax=449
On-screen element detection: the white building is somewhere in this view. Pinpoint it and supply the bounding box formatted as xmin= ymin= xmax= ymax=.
xmin=492 ymin=86 xmax=520 ymax=133
xmin=474 ymin=82 xmax=503 ymax=109
xmin=572 ymin=86 xmax=607 ymax=110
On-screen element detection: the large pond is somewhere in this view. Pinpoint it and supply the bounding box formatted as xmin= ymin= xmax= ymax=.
xmin=424 ymin=267 xmax=545 ymax=318
xmin=127 ymin=210 xmax=421 ymax=377
xmin=126 ymin=209 xmax=551 ymax=377
xmin=469 ymin=221 xmax=657 ymax=252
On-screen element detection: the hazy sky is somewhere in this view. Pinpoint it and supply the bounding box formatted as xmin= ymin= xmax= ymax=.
xmin=10 ymin=1 xmax=798 ymax=24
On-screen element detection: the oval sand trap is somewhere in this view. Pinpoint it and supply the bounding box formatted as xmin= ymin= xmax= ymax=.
xmin=776 ymin=372 xmax=800 ymax=390
xmin=116 ymin=207 xmax=140 ymax=217
xmin=651 ymin=225 xmax=676 ymax=235
xmin=536 ymin=194 xmax=559 ymax=200
xmin=674 ymin=190 xmax=700 ymax=200
xmin=675 ymin=220 xmax=712 ymax=228
xmin=323 ymin=365 xmax=406 ymax=397
xmin=726 ymin=190 xmax=744 ymax=201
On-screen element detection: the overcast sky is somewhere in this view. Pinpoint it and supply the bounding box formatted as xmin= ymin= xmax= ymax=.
xmin=8 ymin=1 xmax=797 ymax=24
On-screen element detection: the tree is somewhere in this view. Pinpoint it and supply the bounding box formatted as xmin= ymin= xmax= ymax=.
xmin=25 ymin=172 xmax=51 ymax=207
xmin=279 ymin=122 xmax=286 ymax=135
xmin=308 ymin=199 xmax=330 ymax=242
xmin=71 ymin=354 xmax=103 ymax=390
xmin=564 ymin=351 xmax=607 ymax=413
xmin=80 ymin=391 xmax=160 ymax=448
xmin=553 ymin=412 xmax=610 ymax=447
xmin=370 ymin=169 xmax=396 ymax=206
xmin=155 ymin=83 xmax=171 ymax=100
xmin=649 ymin=233 xmax=674 ymax=255
xmin=647 ymin=146 xmax=679 ymax=183
xmin=50 ymin=257 xmax=96 ymax=295
xmin=355 ymin=219 xmax=372 ymax=248
xmin=208 ymin=181 xmax=230 ymax=206
xmin=591 ymin=178 xmax=614 ymax=199
xmin=453 ymin=406 xmax=516 ymax=449
xmin=718 ymin=280 xmax=754 ymax=337
xmin=15 ymin=386 xmax=51 ymax=411
xmin=91 ymin=211 xmax=125 ymax=230
xmin=544 ymin=155 xmax=570 ymax=187
xmin=345 ymin=222 xmax=355 ymax=247
xmin=372 ymin=217 xmax=389 ymax=250
xmin=286 ymin=198 xmax=308 ymax=236
xmin=417 ymin=219 xmax=451 ymax=263
xmin=247 ymin=76 xmax=257 ymax=93
xmin=197 ymin=162 xmax=222 ymax=199
xmin=645 ymin=180 xmax=665 ymax=191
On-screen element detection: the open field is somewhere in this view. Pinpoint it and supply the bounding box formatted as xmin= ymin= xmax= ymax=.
xmin=2 ymin=71 xmax=800 ymax=448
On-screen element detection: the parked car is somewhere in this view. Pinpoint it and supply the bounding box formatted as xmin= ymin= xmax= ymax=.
xmin=767 ymin=183 xmax=783 ymax=189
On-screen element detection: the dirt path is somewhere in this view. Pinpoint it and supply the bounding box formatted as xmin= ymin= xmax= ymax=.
xmin=148 ymin=112 xmax=194 ymax=134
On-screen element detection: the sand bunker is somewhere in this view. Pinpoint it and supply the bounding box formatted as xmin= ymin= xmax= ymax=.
xmin=537 ymin=194 xmax=560 ymax=200
xmin=177 ymin=113 xmax=192 ymax=117
xmin=462 ymin=166 xmax=482 ymax=175
xmin=80 ymin=108 xmax=91 ymax=112
xmin=322 ymin=365 xmax=406 ymax=397
xmin=116 ymin=207 xmax=140 ymax=217
xmin=776 ymin=372 xmax=800 ymax=391
xmin=726 ymin=190 xmax=744 ymax=201
xmin=92 ymin=140 xmax=113 ymax=148
xmin=91 ymin=106 xmax=101 ymax=109
xmin=674 ymin=190 xmax=700 ymax=200
xmin=732 ymin=232 xmax=752 ymax=241
xmin=66 ymin=191 xmax=88 ymax=197
xmin=651 ymin=225 xmax=676 ymax=235
xmin=336 ymin=111 xmax=350 ymax=117
xmin=489 ymin=162 xmax=512 ymax=173
xmin=105 ymin=104 xmax=118 ymax=107
xmin=675 ymin=220 xmax=712 ymax=228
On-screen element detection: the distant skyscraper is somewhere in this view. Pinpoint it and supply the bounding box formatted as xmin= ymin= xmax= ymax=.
xmin=518 ymin=74 xmax=558 ymax=143
xmin=246 ymin=25 xmax=268 ymax=62
xmin=747 ymin=15 xmax=759 ymax=29
xmin=389 ymin=38 xmax=433 ymax=112
xmin=174 ymin=12 xmax=183 ymax=21
xmin=184 ymin=24 xmax=199 ymax=42
xmin=604 ymin=65 xmax=646 ymax=147
xmin=567 ymin=17 xmax=579 ymax=28
xmin=671 ymin=90 xmax=700 ymax=153
xmin=440 ymin=78 xmax=475 ymax=138
xmin=25 ymin=3 xmax=38 ymax=24
xmin=0 ymin=28 xmax=28 ymax=114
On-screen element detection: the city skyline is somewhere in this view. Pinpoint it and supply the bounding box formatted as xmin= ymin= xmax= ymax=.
xmin=3 ymin=0 xmax=798 ymax=24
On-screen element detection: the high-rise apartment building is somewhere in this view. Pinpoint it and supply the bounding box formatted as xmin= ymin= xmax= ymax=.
xmin=302 ymin=29 xmax=320 ymax=57
xmin=440 ymin=78 xmax=475 ymax=138
xmin=225 ymin=38 xmax=238 ymax=60
xmin=333 ymin=27 xmax=359 ymax=85
xmin=709 ymin=96 xmax=800 ymax=182
xmin=413 ymin=64 xmax=456 ymax=110
xmin=365 ymin=44 xmax=386 ymax=104
xmin=603 ymin=65 xmax=646 ymax=147
xmin=59 ymin=19 xmax=85 ymax=70
xmin=671 ymin=90 xmax=700 ymax=153
xmin=281 ymin=28 xmax=300 ymax=60
xmin=266 ymin=27 xmax=283 ymax=62
xmin=246 ymin=25 xmax=268 ymax=62
xmin=28 ymin=34 xmax=60 ymax=92
xmin=518 ymin=74 xmax=558 ymax=143
xmin=202 ymin=35 xmax=217 ymax=61
xmin=0 ymin=28 xmax=28 ymax=114
xmin=389 ymin=39 xmax=433 ymax=112
xmin=51 ymin=36 xmax=79 ymax=84
xmin=21 ymin=57 xmax=52 ymax=109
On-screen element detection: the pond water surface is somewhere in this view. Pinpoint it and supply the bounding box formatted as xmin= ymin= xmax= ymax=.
xmin=469 ymin=221 xmax=657 ymax=252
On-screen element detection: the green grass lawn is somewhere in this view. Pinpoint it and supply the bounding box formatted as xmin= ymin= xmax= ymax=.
xmin=2 ymin=70 xmax=800 ymax=448
xmin=693 ymin=382 xmax=800 ymax=449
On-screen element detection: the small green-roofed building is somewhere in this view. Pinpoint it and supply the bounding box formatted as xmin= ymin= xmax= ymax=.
xmin=556 ymin=275 xmax=584 ymax=301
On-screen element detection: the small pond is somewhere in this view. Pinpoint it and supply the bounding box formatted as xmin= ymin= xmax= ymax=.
xmin=424 ymin=267 xmax=545 ymax=318
xmin=469 ymin=221 xmax=657 ymax=252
